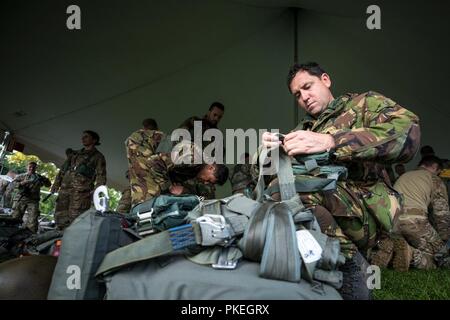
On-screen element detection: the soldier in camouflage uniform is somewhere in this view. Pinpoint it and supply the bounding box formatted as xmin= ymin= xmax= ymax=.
xmin=125 ymin=119 xmax=165 ymax=207
xmin=11 ymin=162 xmax=51 ymax=233
xmin=131 ymin=150 xmax=229 ymax=205
xmin=178 ymin=102 xmax=225 ymax=139
xmin=261 ymin=62 xmax=420 ymax=299
xmin=178 ymin=102 xmax=225 ymax=199
xmin=117 ymin=171 xmax=131 ymax=214
xmin=51 ymin=131 xmax=106 ymax=230
xmin=373 ymin=156 xmax=450 ymax=270
xmin=230 ymin=153 xmax=255 ymax=198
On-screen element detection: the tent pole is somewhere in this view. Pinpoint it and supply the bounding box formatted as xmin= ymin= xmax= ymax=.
xmin=0 ymin=131 xmax=11 ymax=174
xmin=293 ymin=8 xmax=299 ymax=128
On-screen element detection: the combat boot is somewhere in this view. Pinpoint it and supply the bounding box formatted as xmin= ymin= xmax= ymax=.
xmin=370 ymin=237 xmax=394 ymax=268
xmin=433 ymin=243 xmax=450 ymax=268
xmin=392 ymin=237 xmax=412 ymax=272
xmin=434 ymin=255 xmax=450 ymax=268
xmin=414 ymin=252 xmax=437 ymax=270
xmin=338 ymin=251 xmax=372 ymax=300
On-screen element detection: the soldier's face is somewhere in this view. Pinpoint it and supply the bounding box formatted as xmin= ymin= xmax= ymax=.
xmin=290 ymin=71 xmax=333 ymax=117
xmin=82 ymin=133 xmax=95 ymax=147
xmin=27 ymin=164 xmax=36 ymax=174
xmin=430 ymin=164 xmax=442 ymax=176
xmin=198 ymin=165 xmax=217 ymax=184
xmin=206 ymin=107 xmax=224 ymax=126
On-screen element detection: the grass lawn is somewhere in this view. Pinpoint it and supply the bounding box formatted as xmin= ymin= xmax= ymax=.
xmin=373 ymin=268 xmax=450 ymax=300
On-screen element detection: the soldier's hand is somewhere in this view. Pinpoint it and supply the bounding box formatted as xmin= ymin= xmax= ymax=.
xmin=169 ymin=184 xmax=184 ymax=195
xmin=262 ymin=132 xmax=283 ymax=149
xmin=283 ymin=130 xmax=335 ymax=156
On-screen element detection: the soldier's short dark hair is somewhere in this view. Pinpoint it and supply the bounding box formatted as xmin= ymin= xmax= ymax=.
xmin=420 ymin=145 xmax=435 ymax=157
xmin=28 ymin=161 xmax=37 ymax=167
xmin=287 ymin=62 xmax=327 ymax=92
xmin=209 ymin=102 xmax=225 ymax=112
xmin=419 ymin=155 xmax=443 ymax=170
xmin=142 ymin=118 xmax=158 ymax=130
xmin=213 ymin=164 xmax=229 ymax=185
xmin=84 ymin=130 xmax=101 ymax=146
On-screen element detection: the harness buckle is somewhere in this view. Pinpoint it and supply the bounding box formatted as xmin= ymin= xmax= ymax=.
xmin=196 ymin=214 xmax=232 ymax=246
xmin=212 ymin=247 xmax=239 ymax=270
xmin=137 ymin=208 xmax=154 ymax=221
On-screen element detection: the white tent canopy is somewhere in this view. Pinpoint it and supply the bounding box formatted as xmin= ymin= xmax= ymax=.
xmin=2 ymin=0 xmax=449 ymax=193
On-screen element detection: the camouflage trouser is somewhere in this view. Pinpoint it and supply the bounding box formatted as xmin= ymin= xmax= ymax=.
xmin=232 ymin=186 xmax=254 ymax=199
xmin=393 ymin=208 xmax=448 ymax=269
xmin=428 ymin=209 xmax=450 ymax=243
xmin=12 ymin=198 xmax=40 ymax=233
xmin=54 ymin=189 xmax=92 ymax=230
xmin=269 ymin=178 xmax=400 ymax=259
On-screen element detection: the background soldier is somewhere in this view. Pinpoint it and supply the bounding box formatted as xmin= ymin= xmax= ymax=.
xmin=178 ymin=102 xmax=225 ymax=199
xmin=51 ymin=130 xmax=106 ymax=230
xmin=11 ymin=162 xmax=51 ymax=233
xmin=374 ymin=156 xmax=450 ymax=270
xmin=262 ymin=62 xmax=420 ymax=299
xmin=126 ymin=118 xmax=165 ymax=207
xmin=178 ymin=101 xmax=225 ymax=137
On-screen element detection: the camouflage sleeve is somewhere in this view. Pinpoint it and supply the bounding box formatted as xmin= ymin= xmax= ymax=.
xmin=430 ymin=174 xmax=450 ymax=241
xmin=178 ymin=116 xmax=196 ymax=130
xmin=148 ymin=153 xmax=175 ymax=194
xmin=331 ymin=92 xmax=420 ymax=163
xmin=51 ymin=155 xmax=72 ymax=192
xmin=41 ymin=175 xmax=52 ymax=188
xmin=51 ymin=170 xmax=63 ymax=192
xmin=116 ymin=188 xmax=131 ymax=214
xmin=10 ymin=175 xmax=24 ymax=191
xmin=95 ymin=154 xmax=107 ymax=188
xmin=13 ymin=174 xmax=24 ymax=184
xmin=181 ymin=179 xmax=197 ymax=195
